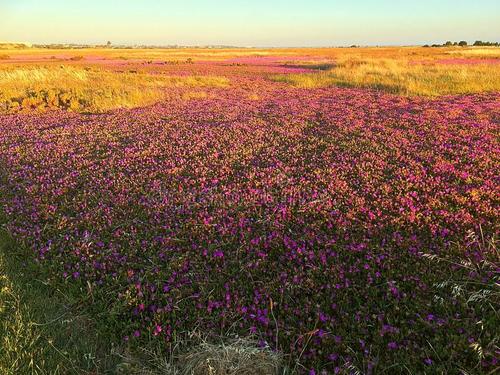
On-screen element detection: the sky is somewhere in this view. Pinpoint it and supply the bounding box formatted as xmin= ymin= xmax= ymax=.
xmin=1 ymin=0 xmax=499 ymax=47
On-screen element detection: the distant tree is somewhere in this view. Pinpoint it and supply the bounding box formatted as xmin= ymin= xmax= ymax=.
xmin=453 ymin=42 xmax=459 ymax=46
xmin=106 ymin=41 xmax=112 ymax=47
xmin=444 ymin=41 xmax=453 ymax=46
xmin=458 ymin=41 xmax=468 ymax=46
xmin=473 ymin=40 xmax=483 ymax=46
xmin=423 ymin=44 xmax=430 ymax=48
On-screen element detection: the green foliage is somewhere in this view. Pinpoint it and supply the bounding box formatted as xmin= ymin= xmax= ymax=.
xmin=0 ymin=216 xmax=120 ymax=374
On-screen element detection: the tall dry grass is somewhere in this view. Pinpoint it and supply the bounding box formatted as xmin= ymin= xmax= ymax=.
xmin=0 ymin=65 xmax=228 ymax=113
xmin=446 ymin=48 xmax=500 ymax=58
xmin=274 ymin=57 xmax=500 ymax=96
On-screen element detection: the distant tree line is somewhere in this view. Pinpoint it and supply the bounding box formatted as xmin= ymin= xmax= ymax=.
xmin=424 ymin=41 xmax=468 ymax=48
xmin=423 ymin=40 xmax=499 ymax=48
xmin=472 ymin=40 xmax=500 ymax=46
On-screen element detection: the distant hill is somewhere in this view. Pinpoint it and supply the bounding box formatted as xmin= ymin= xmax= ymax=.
xmin=0 ymin=42 xmax=32 ymax=49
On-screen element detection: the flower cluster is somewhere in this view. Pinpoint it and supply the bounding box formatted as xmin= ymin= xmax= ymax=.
xmin=0 ymin=58 xmax=498 ymax=373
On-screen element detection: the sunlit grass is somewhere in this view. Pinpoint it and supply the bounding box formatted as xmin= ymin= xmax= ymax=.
xmin=0 ymin=47 xmax=284 ymax=62
xmin=0 ymin=65 xmax=229 ymax=113
xmin=446 ymin=48 xmax=500 ymax=58
xmin=273 ymin=57 xmax=500 ymax=96
xmin=1 ymin=45 xmax=499 ymax=62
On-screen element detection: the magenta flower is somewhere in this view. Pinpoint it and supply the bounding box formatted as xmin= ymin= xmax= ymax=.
xmin=388 ymin=342 xmax=398 ymax=350
xmin=0 ymin=57 xmax=497 ymax=372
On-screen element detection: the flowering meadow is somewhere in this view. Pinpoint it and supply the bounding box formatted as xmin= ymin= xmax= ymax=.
xmin=0 ymin=50 xmax=499 ymax=374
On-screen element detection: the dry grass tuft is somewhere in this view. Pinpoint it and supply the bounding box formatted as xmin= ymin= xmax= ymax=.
xmin=115 ymin=338 xmax=284 ymax=375
xmin=180 ymin=338 xmax=283 ymax=375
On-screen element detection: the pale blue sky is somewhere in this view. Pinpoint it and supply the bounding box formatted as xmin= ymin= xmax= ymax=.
xmin=1 ymin=0 xmax=499 ymax=46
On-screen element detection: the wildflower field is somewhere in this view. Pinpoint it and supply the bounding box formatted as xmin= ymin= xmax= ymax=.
xmin=0 ymin=47 xmax=499 ymax=374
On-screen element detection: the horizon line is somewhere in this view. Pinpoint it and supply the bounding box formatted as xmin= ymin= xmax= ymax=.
xmin=2 ymin=40 xmax=498 ymax=49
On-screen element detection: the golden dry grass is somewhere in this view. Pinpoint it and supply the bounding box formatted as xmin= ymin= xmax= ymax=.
xmin=274 ymin=56 xmax=500 ymax=96
xmin=1 ymin=45 xmax=498 ymax=62
xmin=0 ymin=47 xmax=286 ymax=62
xmin=0 ymin=65 xmax=228 ymax=113
xmin=446 ymin=48 xmax=500 ymax=58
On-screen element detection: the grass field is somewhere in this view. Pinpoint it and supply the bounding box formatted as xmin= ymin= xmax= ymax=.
xmin=1 ymin=46 xmax=499 ymax=112
xmin=0 ymin=65 xmax=228 ymax=113
xmin=0 ymin=46 xmax=499 ymax=374
xmin=273 ymin=57 xmax=500 ymax=96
